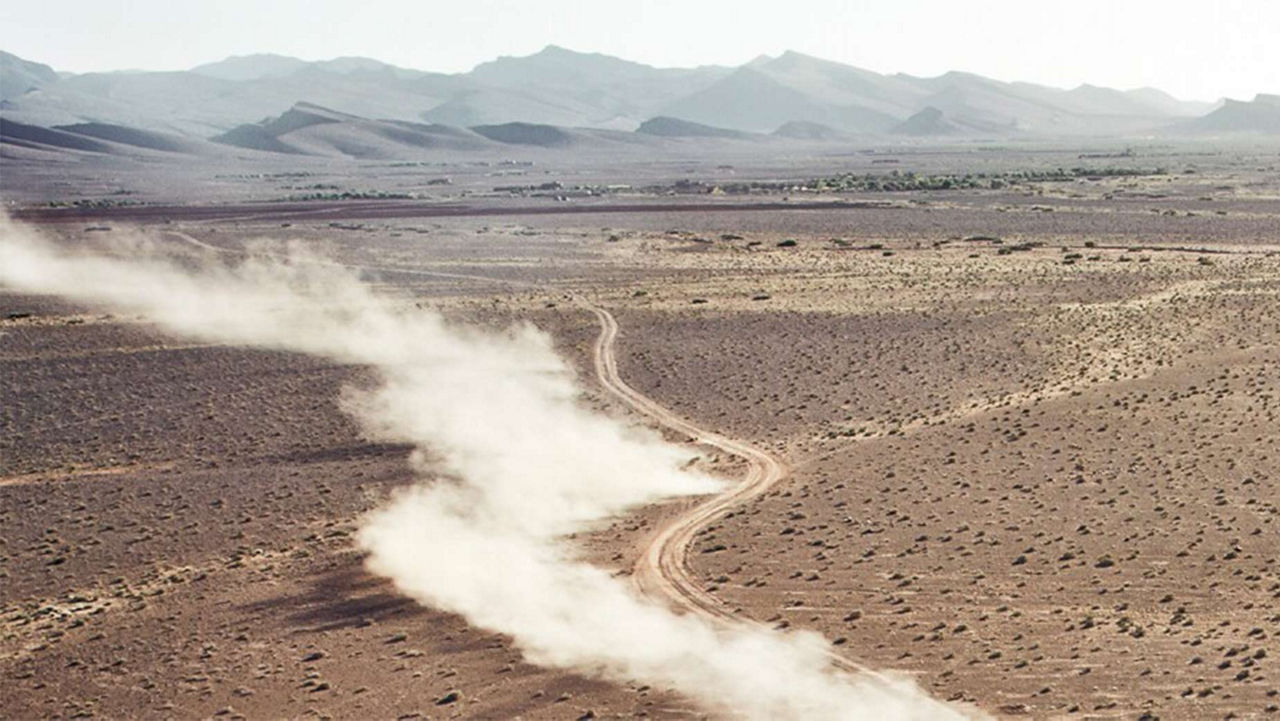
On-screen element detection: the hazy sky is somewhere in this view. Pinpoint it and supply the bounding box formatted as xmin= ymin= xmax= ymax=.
xmin=2 ymin=0 xmax=1276 ymax=101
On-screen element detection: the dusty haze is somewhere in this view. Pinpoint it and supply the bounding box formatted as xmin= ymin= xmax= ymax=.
xmin=0 ymin=215 xmax=970 ymax=720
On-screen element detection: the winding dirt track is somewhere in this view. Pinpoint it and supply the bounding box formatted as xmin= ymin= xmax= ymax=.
xmin=588 ymin=306 xmax=983 ymax=721
xmin=589 ymin=306 xmax=788 ymax=621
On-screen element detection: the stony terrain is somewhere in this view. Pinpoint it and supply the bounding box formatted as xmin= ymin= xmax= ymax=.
xmin=4 ymin=147 xmax=1280 ymax=718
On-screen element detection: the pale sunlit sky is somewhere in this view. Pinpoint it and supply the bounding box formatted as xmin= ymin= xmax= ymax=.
xmin=2 ymin=0 xmax=1276 ymax=102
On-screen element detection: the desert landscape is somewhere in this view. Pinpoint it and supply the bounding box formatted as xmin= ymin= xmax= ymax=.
xmin=4 ymin=143 xmax=1280 ymax=719
xmin=6 ymin=10 xmax=1280 ymax=718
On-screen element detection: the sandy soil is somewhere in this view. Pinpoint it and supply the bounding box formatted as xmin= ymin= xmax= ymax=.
xmin=5 ymin=149 xmax=1280 ymax=718
xmin=610 ymin=247 xmax=1280 ymax=718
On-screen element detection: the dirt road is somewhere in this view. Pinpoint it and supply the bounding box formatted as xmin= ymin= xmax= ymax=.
xmin=588 ymin=305 xmax=981 ymax=721
xmin=590 ymin=306 xmax=786 ymax=620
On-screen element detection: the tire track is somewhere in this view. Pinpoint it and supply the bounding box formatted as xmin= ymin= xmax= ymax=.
xmin=588 ymin=305 xmax=979 ymax=718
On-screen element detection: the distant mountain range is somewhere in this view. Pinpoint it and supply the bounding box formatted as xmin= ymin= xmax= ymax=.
xmin=1179 ymin=94 xmax=1280 ymax=134
xmin=1 ymin=46 xmax=1277 ymax=161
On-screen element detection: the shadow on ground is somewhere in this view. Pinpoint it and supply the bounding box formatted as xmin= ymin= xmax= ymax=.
xmin=245 ymin=554 xmax=426 ymax=633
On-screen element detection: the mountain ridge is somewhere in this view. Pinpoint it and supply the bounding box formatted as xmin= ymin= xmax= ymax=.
xmin=1 ymin=45 xmax=1273 ymax=145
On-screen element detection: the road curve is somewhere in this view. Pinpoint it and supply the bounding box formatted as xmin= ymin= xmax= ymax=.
xmin=590 ymin=308 xmax=889 ymax=667
xmin=589 ymin=306 xmax=785 ymax=620
xmin=588 ymin=305 xmax=987 ymax=720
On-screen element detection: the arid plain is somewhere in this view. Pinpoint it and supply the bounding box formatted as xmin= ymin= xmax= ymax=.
xmin=4 ymin=146 xmax=1280 ymax=719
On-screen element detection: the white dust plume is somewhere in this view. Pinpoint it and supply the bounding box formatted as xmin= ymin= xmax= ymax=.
xmin=0 ymin=217 xmax=975 ymax=720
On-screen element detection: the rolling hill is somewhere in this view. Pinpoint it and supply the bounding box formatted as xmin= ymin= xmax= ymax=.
xmin=212 ymin=102 xmax=497 ymax=157
xmin=636 ymin=116 xmax=752 ymax=139
xmin=0 ymin=50 xmax=59 ymax=102
xmin=1176 ymin=94 xmax=1280 ymax=134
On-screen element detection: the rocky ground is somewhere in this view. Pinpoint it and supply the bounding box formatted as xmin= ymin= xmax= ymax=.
xmin=4 ymin=149 xmax=1280 ymax=718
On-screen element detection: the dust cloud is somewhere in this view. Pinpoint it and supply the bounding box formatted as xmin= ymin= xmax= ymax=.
xmin=0 ymin=217 xmax=973 ymax=720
